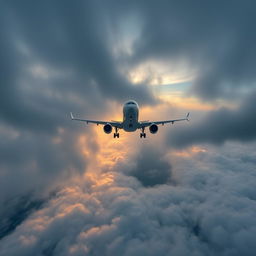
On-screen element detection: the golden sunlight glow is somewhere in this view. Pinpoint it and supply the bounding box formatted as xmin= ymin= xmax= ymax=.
xmin=127 ymin=60 xmax=196 ymax=85
xmin=78 ymin=134 xmax=92 ymax=159
xmin=77 ymin=101 xmax=136 ymax=171
xmin=19 ymin=235 xmax=37 ymax=246
xmin=56 ymin=203 xmax=90 ymax=218
xmin=69 ymin=244 xmax=89 ymax=254
xmin=159 ymin=95 xmax=216 ymax=111
xmin=172 ymin=146 xmax=207 ymax=158
xmin=92 ymin=125 xmax=138 ymax=170
xmin=76 ymin=98 xmax=201 ymax=179
xmin=85 ymin=171 xmax=115 ymax=188
xmin=73 ymin=96 xmax=216 ymax=193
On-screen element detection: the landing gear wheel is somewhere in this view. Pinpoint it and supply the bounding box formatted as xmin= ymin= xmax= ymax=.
xmin=114 ymin=133 xmax=120 ymax=138
xmin=140 ymin=133 xmax=146 ymax=138
xmin=113 ymin=127 xmax=119 ymax=138
xmin=140 ymin=127 xmax=146 ymax=138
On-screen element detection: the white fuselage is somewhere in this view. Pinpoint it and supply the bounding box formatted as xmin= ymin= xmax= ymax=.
xmin=122 ymin=100 xmax=139 ymax=132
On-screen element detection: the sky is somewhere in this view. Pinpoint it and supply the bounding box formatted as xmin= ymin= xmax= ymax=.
xmin=1 ymin=0 xmax=256 ymax=255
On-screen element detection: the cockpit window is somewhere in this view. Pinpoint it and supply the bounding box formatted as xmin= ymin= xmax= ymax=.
xmin=127 ymin=101 xmax=135 ymax=105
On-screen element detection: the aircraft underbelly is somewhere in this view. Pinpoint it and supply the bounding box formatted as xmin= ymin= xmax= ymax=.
xmin=123 ymin=106 xmax=138 ymax=132
xmin=123 ymin=120 xmax=137 ymax=132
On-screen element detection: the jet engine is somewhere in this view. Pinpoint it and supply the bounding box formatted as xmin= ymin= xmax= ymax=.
xmin=103 ymin=123 xmax=112 ymax=134
xmin=149 ymin=124 xmax=158 ymax=134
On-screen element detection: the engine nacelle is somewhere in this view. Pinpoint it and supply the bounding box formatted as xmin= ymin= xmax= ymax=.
xmin=103 ymin=123 xmax=112 ymax=134
xmin=149 ymin=124 xmax=158 ymax=134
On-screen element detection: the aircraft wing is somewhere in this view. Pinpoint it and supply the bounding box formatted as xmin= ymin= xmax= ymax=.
xmin=70 ymin=112 xmax=122 ymax=128
xmin=139 ymin=113 xmax=190 ymax=127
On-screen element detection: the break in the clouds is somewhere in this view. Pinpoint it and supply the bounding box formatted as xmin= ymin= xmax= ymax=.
xmin=128 ymin=0 xmax=256 ymax=100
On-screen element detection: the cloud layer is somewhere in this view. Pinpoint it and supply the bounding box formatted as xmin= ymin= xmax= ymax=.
xmin=1 ymin=143 xmax=256 ymax=256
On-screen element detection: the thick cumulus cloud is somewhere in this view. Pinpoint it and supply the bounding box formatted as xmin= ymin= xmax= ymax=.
xmin=0 ymin=143 xmax=256 ymax=256
xmin=167 ymin=91 xmax=256 ymax=148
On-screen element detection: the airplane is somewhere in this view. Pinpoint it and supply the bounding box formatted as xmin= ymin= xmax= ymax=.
xmin=70 ymin=100 xmax=189 ymax=138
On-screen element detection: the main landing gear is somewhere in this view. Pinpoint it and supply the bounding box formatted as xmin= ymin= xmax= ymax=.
xmin=140 ymin=127 xmax=146 ymax=138
xmin=113 ymin=127 xmax=119 ymax=138
xmin=140 ymin=133 xmax=146 ymax=138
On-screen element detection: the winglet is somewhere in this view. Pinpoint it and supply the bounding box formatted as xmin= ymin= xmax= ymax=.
xmin=186 ymin=112 xmax=190 ymax=121
xmin=70 ymin=112 xmax=74 ymax=120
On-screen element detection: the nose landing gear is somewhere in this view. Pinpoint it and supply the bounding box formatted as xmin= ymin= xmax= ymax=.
xmin=114 ymin=133 xmax=119 ymax=138
xmin=140 ymin=133 xmax=146 ymax=138
xmin=140 ymin=127 xmax=146 ymax=138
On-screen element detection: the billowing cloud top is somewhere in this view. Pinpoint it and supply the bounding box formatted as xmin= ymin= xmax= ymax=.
xmin=1 ymin=143 xmax=256 ymax=256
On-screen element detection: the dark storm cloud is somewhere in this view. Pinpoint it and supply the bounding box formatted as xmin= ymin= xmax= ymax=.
xmin=0 ymin=125 xmax=88 ymax=219
xmin=0 ymin=0 xmax=155 ymax=134
xmin=115 ymin=0 xmax=256 ymax=146
xmin=0 ymin=194 xmax=45 ymax=240
xmin=123 ymin=0 xmax=256 ymax=100
xmin=167 ymin=91 xmax=256 ymax=148
xmin=1 ymin=0 xmax=255 ymax=132
xmin=0 ymin=0 xmax=154 ymax=228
